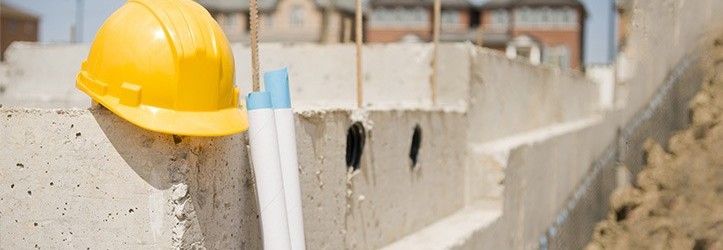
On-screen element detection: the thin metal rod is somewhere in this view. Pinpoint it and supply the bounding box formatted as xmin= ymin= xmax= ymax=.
xmin=431 ymin=0 xmax=441 ymax=105
xmin=249 ymin=0 xmax=261 ymax=92
xmin=355 ymin=0 xmax=363 ymax=108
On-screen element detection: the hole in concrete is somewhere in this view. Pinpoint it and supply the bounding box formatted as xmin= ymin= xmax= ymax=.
xmin=172 ymin=135 xmax=183 ymax=145
xmin=345 ymin=122 xmax=366 ymax=171
xmin=409 ymin=125 xmax=422 ymax=168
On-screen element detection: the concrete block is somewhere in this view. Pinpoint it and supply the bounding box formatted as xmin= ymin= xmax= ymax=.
xmin=380 ymin=200 xmax=501 ymax=250
xmin=467 ymin=49 xmax=599 ymax=143
xmin=1 ymin=43 xmax=472 ymax=110
xmin=344 ymin=109 xmax=467 ymax=249
xmin=0 ymin=43 xmax=90 ymax=108
xmin=0 ymin=106 xmax=468 ymax=249
xmin=465 ymin=117 xmax=603 ymax=204
xmin=0 ymin=107 xmax=255 ymax=249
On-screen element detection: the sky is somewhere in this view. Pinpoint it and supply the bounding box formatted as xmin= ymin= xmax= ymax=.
xmin=2 ymin=0 xmax=616 ymax=65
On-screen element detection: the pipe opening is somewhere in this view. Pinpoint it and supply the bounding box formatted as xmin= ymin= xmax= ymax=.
xmin=409 ymin=125 xmax=422 ymax=168
xmin=345 ymin=122 xmax=365 ymax=171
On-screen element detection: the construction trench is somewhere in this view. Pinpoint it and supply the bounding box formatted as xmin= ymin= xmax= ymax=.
xmin=1 ymin=1 xmax=723 ymax=249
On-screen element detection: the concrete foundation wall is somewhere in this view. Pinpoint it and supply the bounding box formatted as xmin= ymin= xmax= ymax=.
xmin=0 ymin=43 xmax=473 ymax=110
xmin=468 ymin=50 xmax=599 ymax=143
xmin=0 ymin=42 xmax=609 ymax=249
xmin=0 ymin=107 xmax=466 ymax=249
xmin=497 ymin=117 xmax=617 ymax=249
xmin=4 ymin=0 xmax=720 ymax=246
xmin=616 ymin=0 xmax=723 ymax=122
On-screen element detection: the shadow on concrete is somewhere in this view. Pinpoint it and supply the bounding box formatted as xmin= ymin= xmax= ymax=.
xmin=91 ymin=105 xmax=262 ymax=248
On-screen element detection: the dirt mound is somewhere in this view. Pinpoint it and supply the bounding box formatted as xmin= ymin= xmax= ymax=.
xmin=585 ymin=74 xmax=723 ymax=250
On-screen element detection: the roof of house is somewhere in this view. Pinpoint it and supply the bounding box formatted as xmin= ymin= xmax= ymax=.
xmin=481 ymin=0 xmax=587 ymax=17
xmin=195 ymin=0 xmax=356 ymax=13
xmin=369 ymin=0 xmax=471 ymax=8
xmin=482 ymin=0 xmax=585 ymax=9
xmin=317 ymin=0 xmax=357 ymax=12
xmin=0 ymin=3 xmax=40 ymax=21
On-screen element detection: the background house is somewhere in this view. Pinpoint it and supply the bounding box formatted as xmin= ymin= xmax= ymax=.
xmin=1 ymin=3 xmax=39 ymax=60
xmin=366 ymin=0 xmax=475 ymax=43
xmin=479 ymin=0 xmax=587 ymax=71
xmin=196 ymin=0 xmax=358 ymax=43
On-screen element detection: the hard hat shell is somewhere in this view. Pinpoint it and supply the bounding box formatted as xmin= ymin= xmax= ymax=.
xmin=76 ymin=0 xmax=247 ymax=136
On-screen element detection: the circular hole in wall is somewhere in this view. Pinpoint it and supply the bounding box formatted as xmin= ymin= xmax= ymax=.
xmin=409 ymin=125 xmax=422 ymax=168
xmin=345 ymin=122 xmax=366 ymax=171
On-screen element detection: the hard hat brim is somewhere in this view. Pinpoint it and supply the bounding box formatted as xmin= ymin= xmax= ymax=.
xmin=78 ymin=81 xmax=248 ymax=137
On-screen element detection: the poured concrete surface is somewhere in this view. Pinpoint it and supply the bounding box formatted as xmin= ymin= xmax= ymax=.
xmin=0 ymin=43 xmax=473 ymax=110
xmin=0 ymin=106 xmax=466 ymax=249
xmin=3 ymin=0 xmax=721 ymax=246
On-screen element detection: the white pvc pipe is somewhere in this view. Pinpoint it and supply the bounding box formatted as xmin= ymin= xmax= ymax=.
xmin=246 ymin=91 xmax=292 ymax=249
xmin=265 ymin=68 xmax=306 ymax=250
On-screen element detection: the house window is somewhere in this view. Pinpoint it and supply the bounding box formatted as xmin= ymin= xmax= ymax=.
xmin=413 ymin=7 xmax=425 ymax=23
xmin=541 ymin=7 xmax=551 ymax=23
xmin=543 ymin=45 xmax=571 ymax=70
xmin=225 ymin=13 xmax=237 ymax=26
xmin=371 ymin=6 xmax=429 ymax=28
xmin=291 ymin=5 xmax=304 ymax=26
xmin=515 ymin=7 xmax=531 ymax=24
xmin=489 ymin=9 xmax=509 ymax=29
xmin=550 ymin=9 xmax=563 ymax=25
xmin=516 ymin=46 xmax=531 ymax=59
xmin=441 ymin=10 xmax=459 ymax=26
xmin=529 ymin=8 xmax=540 ymax=25
xmin=382 ymin=8 xmax=391 ymax=21
xmin=394 ymin=7 xmax=404 ymax=23
xmin=562 ymin=7 xmax=577 ymax=24
xmin=560 ymin=46 xmax=570 ymax=69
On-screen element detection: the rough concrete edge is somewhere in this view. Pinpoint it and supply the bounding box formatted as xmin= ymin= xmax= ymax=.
xmin=617 ymin=44 xmax=710 ymax=175
xmin=469 ymin=116 xmax=603 ymax=154
xmin=385 ymin=116 xmax=606 ymax=250
xmin=540 ymin=144 xmax=618 ymax=250
xmin=474 ymin=47 xmax=596 ymax=84
xmin=378 ymin=199 xmax=502 ymax=250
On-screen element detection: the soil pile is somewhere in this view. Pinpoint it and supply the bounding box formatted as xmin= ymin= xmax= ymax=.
xmin=585 ymin=73 xmax=723 ymax=250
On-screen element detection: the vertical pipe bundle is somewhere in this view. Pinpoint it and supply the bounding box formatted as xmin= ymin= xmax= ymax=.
xmin=266 ymin=68 xmax=306 ymax=250
xmin=246 ymin=92 xmax=292 ymax=249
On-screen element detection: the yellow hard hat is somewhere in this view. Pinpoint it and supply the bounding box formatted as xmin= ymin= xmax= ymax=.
xmin=76 ymin=0 xmax=248 ymax=136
